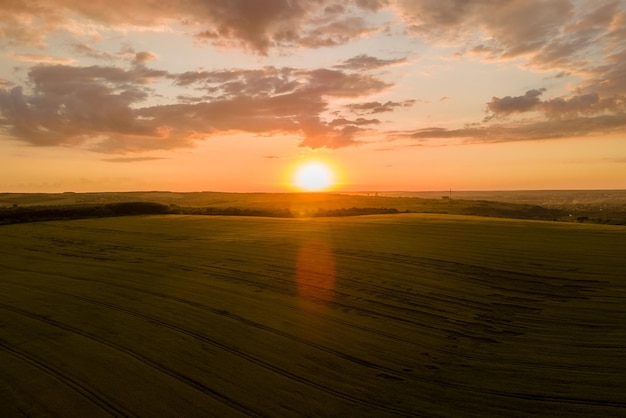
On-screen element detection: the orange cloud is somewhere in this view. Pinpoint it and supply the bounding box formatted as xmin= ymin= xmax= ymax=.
xmin=5 ymin=52 xmax=76 ymax=65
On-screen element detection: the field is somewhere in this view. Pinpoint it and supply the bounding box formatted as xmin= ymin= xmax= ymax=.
xmin=1 ymin=214 xmax=625 ymax=416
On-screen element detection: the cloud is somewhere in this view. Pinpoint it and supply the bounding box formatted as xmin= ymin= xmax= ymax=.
xmin=173 ymin=67 xmax=390 ymax=99
xmin=5 ymin=52 xmax=76 ymax=65
xmin=102 ymin=156 xmax=167 ymax=162
xmin=540 ymin=93 xmax=626 ymax=119
xmin=71 ymin=43 xmax=116 ymax=61
xmin=0 ymin=65 xmax=167 ymax=150
xmin=3 ymin=1 xmax=623 ymax=154
xmin=333 ymin=54 xmax=407 ymax=71
xmin=485 ymin=89 xmax=546 ymax=120
xmin=346 ymin=99 xmax=415 ymax=114
xmin=397 ymin=0 xmax=573 ymax=57
xmin=169 ymin=66 xmax=391 ymax=148
xmin=579 ymin=49 xmax=626 ymax=96
xmin=0 ymin=0 xmax=386 ymax=54
xmin=485 ymin=88 xmax=626 ymax=120
xmin=395 ymin=0 xmax=626 ymax=105
xmin=328 ymin=117 xmax=380 ymax=127
xmin=0 ymin=62 xmax=392 ymax=152
xmin=409 ymin=113 xmax=626 ymax=144
xmin=132 ymin=51 xmax=159 ymax=65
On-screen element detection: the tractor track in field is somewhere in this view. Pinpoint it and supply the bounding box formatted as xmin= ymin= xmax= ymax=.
xmin=3 ymin=277 xmax=625 ymax=412
xmin=0 ymin=261 xmax=447 ymax=342
xmin=0 ymin=339 xmax=133 ymax=417
xmin=2 ymin=265 xmax=622 ymax=376
xmin=0 ymin=298 xmax=416 ymax=417
xmin=0 ymin=303 xmax=264 ymax=418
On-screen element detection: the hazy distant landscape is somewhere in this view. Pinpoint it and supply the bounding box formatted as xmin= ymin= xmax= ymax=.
xmin=1 ymin=191 xmax=625 ymax=416
xmin=2 ymin=189 xmax=625 ymax=225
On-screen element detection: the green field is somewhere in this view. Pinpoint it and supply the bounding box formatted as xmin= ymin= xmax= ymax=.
xmin=1 ymin=214 xmax=625 ymax=416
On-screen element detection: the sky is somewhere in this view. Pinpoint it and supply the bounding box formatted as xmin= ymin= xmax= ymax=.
xmin=1 ymin=0 xmax=626 ymax=192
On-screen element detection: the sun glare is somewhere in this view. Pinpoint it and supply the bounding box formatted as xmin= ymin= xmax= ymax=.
xmin=293 ymin=161 xmax=335 ymax=191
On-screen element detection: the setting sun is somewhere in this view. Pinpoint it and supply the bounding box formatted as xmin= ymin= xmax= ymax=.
xmin=293 ymin=161 xmax=335 ymax=191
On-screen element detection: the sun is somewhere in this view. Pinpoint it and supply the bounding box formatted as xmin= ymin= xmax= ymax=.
xmin=293 ymin=161 xmax=335 ymax=191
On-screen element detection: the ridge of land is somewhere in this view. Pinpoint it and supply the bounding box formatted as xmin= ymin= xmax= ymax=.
xmin=0 ymin=190 xmax=624 ymax=225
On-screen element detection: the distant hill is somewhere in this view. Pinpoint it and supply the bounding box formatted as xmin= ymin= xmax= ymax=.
xmin=1 ymin=190 xmax=624 ymax=224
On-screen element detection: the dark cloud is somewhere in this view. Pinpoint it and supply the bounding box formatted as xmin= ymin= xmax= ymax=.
xmin=333 ymin=54 xmax=407 ymax=71
xmin=485 ymin=88 xmax=626 ymax=120
xmin=355 ymin=0 xmax=389 ymax=11
xmin=396 ymin=0 xmax=626 ymax=103
xmin=175 ymin=67 xmax=390 ymax=99
xmin=0 ymin=0 xmax=385 ymax=54
xmin=134 ymin=74 xmax=380 ymax=151
xmin=346 ymin=99 xmax=415 ymax=114
xmin=409 ymin=113 xmax=626 ymax=144
xmin=190 ymin=0 xmax=315 ymax=53
xmin=398 ymin=0 xmax=573 ymax=57
xmin=485 ymin=89 xmax=546 ymax=120
xmin=579 ymin=49 xmax=626 ymax=96
xmin=304 ymin=68 xmax=390 ymax=97
xmin=328 ymin=117 xmax=381 ymax=127
xmin=0 ymin=62 xmax=391 ymax=152
xmin=102 ymin=156 xmax=167 ymax=162
xmin=291 ymin=16 xmax=382 ymax=50
xmin=0 ymin=66 xmax=160 ymax=149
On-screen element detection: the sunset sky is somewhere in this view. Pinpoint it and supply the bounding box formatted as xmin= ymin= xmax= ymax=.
xmin=1 ymin=0 xmax=625 ymax=192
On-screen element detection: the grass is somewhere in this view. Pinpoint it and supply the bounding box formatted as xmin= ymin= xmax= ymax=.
xmin=1 ymin=214 xmax=625 ymax=416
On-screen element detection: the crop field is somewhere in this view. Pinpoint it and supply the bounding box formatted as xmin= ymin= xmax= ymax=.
xmin=1 ymin=214 xmax=625 ymax=416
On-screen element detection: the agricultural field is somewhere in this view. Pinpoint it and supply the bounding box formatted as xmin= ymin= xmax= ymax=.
xmin=1 ymin=214 xmax=625 ymax=416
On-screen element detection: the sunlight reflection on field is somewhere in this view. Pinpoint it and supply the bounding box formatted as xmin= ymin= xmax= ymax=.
xmin=296 ymin=239 xmax=335 ymax=305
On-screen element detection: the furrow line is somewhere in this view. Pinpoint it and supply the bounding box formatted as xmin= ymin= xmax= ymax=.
xmin=0 ymin=303 xmax=263 ymax=418
xmin=0 ymin=301 xmax=413 ymax=416
xmin=0 ymin=339 xmax=132 ymax=417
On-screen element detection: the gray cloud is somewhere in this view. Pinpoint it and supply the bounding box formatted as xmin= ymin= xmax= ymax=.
xmin=346 ymin=99 xmax=415 ymax=114
xmin=102 ymin=156 xmax=167 ymax=162
xmin=485 ymin=89 xmax=546 ymax=120
xmin=409 ymin=113 xmax=626 ymax=144
xmin=395 ymin=0 xmax=626 ymax=104
xmin=485 ymin=88 xmax=626 ymax=120
xmin=579 ymin=49 xmax=626 ymax=96
xmin=0 ymin=0 xmax=387 ymax=54
xmin=0 ymin=62 xmax=392 ymax=152
xmin=333 ymin=54 xmax=407 ymax=71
